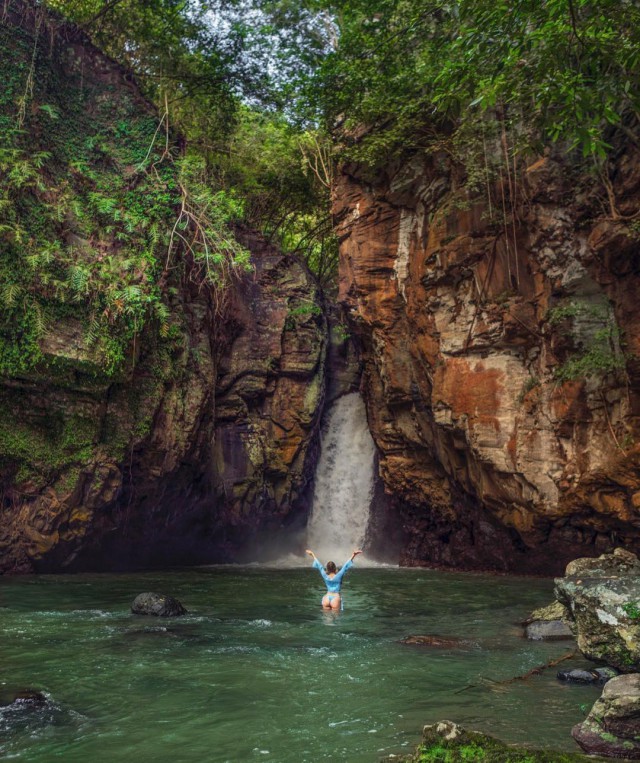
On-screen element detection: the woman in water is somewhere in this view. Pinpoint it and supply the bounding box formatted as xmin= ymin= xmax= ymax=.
xmin=305 ymin=548 xmax=362 ymax=610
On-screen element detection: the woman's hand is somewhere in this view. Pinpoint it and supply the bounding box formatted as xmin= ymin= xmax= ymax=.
xmin=305 ymin=549 xmax=315 ymax=558
xmin=351 ymin=549 xmax=363 ymax=560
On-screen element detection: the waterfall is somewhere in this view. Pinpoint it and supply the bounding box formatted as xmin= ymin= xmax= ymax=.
xmin=306 ymin=392 xmax=376 ymax=565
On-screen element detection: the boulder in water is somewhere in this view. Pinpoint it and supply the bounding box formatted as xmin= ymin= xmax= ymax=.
xmin=0 ymin=690 xmax=47 ymax=708
xmin=131 ymin=592 xmax=187 ymax=617
xmin=523 ymin=600 xmax=574 ymax=641
xmin=525 ymin=619 xmax=573 ymax=641
xmin=557 ymin=667 xmax=618 ymax=685
xmin=572 ymin=673 xmax=640 ymax=758
xmin=554 ymin=548 xmax=640 ymax=671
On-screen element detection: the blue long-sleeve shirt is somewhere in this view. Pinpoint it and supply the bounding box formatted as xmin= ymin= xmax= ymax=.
xmin=312 ymin=558 xmax=354 ymax=593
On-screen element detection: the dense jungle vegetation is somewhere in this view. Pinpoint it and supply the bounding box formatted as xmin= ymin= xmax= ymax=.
xmin=2 ymin=0 xmax=640 ymax=376
xmin=39 ymin=0 xmax=640 ymax=252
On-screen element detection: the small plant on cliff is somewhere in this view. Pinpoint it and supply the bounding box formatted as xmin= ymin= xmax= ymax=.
xmin=333 ymin=321 xmax=350 ymax=342
xmin=622 ymin=602 xmax=640 ymax=620
xmin=548 ymin=301 xmax=626 ymax=382
xmin=548 ymin=303 xmax=582 ymax=325
xmin=517 ymin=376 xmax=540 ymax=403
xmin=284 ymin=301 xmax=322 ymax=329
xmin=554 ymin=326 xmax=626 ymax=382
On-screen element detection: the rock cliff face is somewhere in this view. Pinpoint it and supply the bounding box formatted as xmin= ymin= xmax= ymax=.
xmin=211 ymin=229 xmax=326 ymax=557
xmin=334 ymin=138 xmax=640 ymax=572
xmin=0 ymin=2 xmax=325 ymax=572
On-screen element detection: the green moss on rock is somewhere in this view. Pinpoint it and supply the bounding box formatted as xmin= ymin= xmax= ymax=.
xmin=388 ymin=721 xmax=608 ymax=763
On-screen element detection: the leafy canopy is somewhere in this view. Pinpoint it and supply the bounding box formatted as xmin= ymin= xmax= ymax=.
xmin=257 ymin=0 xmax=640 ymax=162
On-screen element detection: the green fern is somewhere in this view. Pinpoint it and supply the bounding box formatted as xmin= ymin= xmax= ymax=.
xmin=1 ymin=283 xmax=21 ymax=308
xmin=89 ymin=192 xmax=118 ymax=216
xmin=69 ymin=265 xmax=90 ymax=296
xmin=32 ymin=301 xmax=47 ymax=336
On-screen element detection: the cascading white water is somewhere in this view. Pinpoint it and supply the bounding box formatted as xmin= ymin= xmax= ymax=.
xmin=306 ymin=392 xmax=376 ymax=565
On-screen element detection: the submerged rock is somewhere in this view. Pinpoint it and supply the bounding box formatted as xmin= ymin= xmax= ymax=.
xmin=131 ymin=592 xmax=187 ymax=617
xmin=557 ymin=667 xmax=618 ymax=685
xmin=554 ymin=548 xmax=640 ymax=672
xmin=399 ymin=635 xmax=472 ymax=648
xmin=572 ymin=673 xmax=640 ymax=758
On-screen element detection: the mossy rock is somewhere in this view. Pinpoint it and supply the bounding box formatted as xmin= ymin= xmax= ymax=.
xmin=384 ymin=720 xmax=609 ymax=762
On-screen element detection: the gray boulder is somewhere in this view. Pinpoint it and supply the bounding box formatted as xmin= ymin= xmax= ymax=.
xmin=524 ymin=600 xmax=574 ymax=641
xmin=554 ymin=548 xmax=640 ymax=672
xmin=557 ymin=667 xmax=618 ymax=685
xmin=131 ymin=592 xmax=187 ymax=617
xmin=572 ymin=673 xmax=640 ymax=758
xmin=525 ymin=619 xmax=574 ymax=641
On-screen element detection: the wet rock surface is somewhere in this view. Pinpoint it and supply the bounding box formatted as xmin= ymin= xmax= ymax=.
xmin=555 ymin=549 xmax=640 ymax=672
xmin=557 ymin=668 xmax=618 ymax=685
xmin=525 ymin=620 xmax=574 ymax=641
xmin=399 ymin=635 xmax=473 ymax=648
xmin=572 ymin=674 xmax=640 ymax=758
xmin=211 ymin=229 xmax=326 ymax=558
xmin=131 ymin=592 xmax=187 ymax=617
xmin=524 ymin=601 xmax=575 ymax=641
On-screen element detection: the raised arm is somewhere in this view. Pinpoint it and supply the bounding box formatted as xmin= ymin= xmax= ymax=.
xmin=306 ymin=549 xmax=325 ymax=574
xmin=333 ymin=549 xmax=363 ymax=584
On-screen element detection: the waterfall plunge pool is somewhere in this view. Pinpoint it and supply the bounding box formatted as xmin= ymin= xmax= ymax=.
xmin=1 ymin=566 xmax=599 ymax=762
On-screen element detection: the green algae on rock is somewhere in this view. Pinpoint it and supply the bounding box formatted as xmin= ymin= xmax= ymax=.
xmin=384 ymin=720 xmax=607 ymax=762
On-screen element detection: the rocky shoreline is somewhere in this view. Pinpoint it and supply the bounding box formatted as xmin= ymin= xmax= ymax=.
xmin=392 ymin=548 xmax=640 ymax=761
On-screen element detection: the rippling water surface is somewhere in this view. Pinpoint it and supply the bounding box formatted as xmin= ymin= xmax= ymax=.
xmin=0 ymin=566 xmax=600 ymax=761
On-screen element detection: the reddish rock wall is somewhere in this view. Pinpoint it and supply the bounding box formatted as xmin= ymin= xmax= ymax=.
xmin=334 ymin=143 xmax=640 ymax=573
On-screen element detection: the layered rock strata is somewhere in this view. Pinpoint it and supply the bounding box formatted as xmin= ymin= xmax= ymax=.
xmin=334 ymin=136 xmax=640 ymax=572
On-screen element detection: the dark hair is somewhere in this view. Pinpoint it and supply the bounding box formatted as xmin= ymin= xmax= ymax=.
xmin=325 ymin=561 xmax=337 ymax=574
